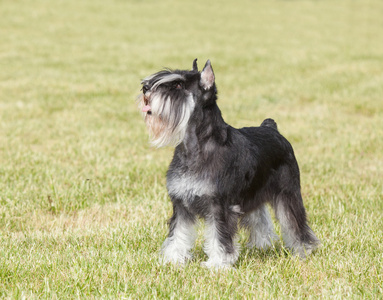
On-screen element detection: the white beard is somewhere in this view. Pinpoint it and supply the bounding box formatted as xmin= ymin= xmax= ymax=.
xmin=141 ymin=92 xmax=195 ymax=148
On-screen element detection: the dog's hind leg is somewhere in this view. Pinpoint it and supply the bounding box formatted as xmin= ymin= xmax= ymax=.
xmin=273 ymin=190 xmax=320 ymax=258
xmin=241 ymin=204 xmax=279 ymax=250
xmin=160 ymin=201 xmax=197 ymax=265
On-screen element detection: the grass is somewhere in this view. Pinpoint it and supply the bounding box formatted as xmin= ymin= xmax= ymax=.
xmin=1 ymin=0 xmax=382 ymax=298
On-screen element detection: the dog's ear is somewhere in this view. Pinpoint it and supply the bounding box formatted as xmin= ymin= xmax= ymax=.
xmin=200 ymin=60 xmax=215 ymax=90
xmin=192 ymin=58 xmax=198 ymax=72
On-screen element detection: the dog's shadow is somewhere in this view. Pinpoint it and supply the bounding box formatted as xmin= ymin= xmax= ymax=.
xmin=191 ymin=239 xmax=292 ymax=268
xmin=188 ymin=224 xmax=296 ymax=267
xmin=236 ymin=245 xmax=291 ymax=265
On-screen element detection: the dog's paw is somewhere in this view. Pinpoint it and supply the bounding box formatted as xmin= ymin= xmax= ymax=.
xmin=159 ymin=246 xmax=193 ymax=266
xmin=159 ymin=236 xmax=194 ymax=266
xmin=247 ymin=232 xmax=279 ymax=250
xmin=200 ymin=260 xmax=234 ymax=270
xmin=159 ymin=250 xmax=192 ymax=266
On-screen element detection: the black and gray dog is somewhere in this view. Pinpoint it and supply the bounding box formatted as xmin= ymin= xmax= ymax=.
xmin=138 ymin=59 xmax=319 ymax=268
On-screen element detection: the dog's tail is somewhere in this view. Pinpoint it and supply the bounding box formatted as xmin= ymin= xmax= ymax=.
xmin=261 ymin=118 xmax=278 ymax=130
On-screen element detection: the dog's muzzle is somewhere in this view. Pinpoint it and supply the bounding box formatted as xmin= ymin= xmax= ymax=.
xmin=142 ymin=94 xmax=152 ymax=114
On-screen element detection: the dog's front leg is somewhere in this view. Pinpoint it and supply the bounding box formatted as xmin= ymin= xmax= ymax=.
xmin=202 ymin=207 xmax=240 ymax=269
xmin=160 ymin=200 xmax=197 ymax=265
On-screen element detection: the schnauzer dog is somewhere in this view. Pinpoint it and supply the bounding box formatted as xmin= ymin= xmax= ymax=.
xmin=138 ymin=59 xmax=320 ymax=268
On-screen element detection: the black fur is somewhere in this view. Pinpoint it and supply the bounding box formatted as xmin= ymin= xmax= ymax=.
xmin=141 ymin=59 xmax=320 ymax=267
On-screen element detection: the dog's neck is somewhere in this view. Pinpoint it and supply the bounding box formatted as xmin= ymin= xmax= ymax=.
xmin=179 ymin=102 xmax=229 ymax=155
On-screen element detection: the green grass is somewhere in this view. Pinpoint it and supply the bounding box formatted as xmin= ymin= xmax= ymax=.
xmin=1 ymin=0 xmax=382 ymax=298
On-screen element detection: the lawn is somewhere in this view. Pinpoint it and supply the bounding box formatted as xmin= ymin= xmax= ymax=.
xmin=0 ymin=0 xmax=382 ymax=298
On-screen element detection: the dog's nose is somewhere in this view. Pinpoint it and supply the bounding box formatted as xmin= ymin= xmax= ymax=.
xmin=143 ymin=85 xmax=150 ymax=94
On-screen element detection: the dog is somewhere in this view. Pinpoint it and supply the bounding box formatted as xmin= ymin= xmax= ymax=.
xmin=138 ymin=59 xmax=320 ymax=268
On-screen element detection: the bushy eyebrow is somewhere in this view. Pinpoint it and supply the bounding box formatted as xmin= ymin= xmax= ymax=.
xmin=142 ymin=72 xmax=185 ymax=90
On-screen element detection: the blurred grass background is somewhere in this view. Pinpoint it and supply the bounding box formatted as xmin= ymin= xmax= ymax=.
xmin=0 ymin=0 xmax=382 ymax=298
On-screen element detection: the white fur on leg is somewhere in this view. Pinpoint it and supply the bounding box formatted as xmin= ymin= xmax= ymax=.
xmin=202 ymin=219 xmax=239 ymax=269
xmin=160 ymin=219 xmax=197 ymax=265
xmin=275 ymin=201 xmax=298 ymax=251
xmin=275 ymin=201 xmax=319 ymax=259
xmin=242 ymin=205 xmax=279 ymax=249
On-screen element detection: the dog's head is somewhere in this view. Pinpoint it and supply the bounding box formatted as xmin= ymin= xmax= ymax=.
xmin=138 ymin=59 xmax=217 ymax=148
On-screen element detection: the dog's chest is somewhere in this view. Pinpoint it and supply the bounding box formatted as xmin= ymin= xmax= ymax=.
xmin=166 ymin=172 xmax=216 ymax=201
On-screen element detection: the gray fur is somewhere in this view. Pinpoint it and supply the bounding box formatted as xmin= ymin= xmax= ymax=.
xmin=139 ymin=59 xmax=320 ymax=268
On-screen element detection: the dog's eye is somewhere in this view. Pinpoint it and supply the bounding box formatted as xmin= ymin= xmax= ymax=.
xmin=142 ymin=84 xmax=150 ymax=94
xmin=174 ymin=82 xmax=184 ymax=90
